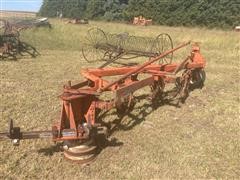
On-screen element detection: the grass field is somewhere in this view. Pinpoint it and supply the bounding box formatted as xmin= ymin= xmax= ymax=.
xmin=0 ymin=19 xmax=240 ymax=179
xmin=0 ymin=10 xmax=36 ymax=18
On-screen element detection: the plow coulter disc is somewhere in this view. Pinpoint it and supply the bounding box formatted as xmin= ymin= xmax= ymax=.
xmin=63 ymin=138 xmax=97 ymax=165
xmin=82 ymin=28 xmax=108 ymax=63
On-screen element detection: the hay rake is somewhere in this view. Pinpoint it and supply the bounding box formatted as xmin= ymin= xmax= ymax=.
xmin=0 ymin=19 xmax=40 ymax=59
xmin=0 ymin=35 xmax=206 ymax=165
xmin=82 ymin=28 xmax=173 ymax=66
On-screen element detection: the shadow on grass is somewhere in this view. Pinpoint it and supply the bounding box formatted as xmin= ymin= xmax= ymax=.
xmin=37 ymin=143 xmax=63 ymax=156
xmin=37 ymin=86 xmax=199 ymax=157
xmin=102 ymin=81 xmax=205 ymax=135
xmin=96 ymin=136 xmax=124 ymax=152
xmin=37 ymin=136 xmax=124 ymax=156
xmin=98 ymin=91 xmax=182 ymax=137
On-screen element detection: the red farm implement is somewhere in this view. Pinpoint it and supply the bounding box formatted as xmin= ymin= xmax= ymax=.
xmin=0 ymin=19 xmax=40 ymax=60
xmin=0 ymin=36 xmax=206 ymax=165
xmin=82 ymin=28 xmax=173 ymax=66
xmin=133 ymin=16 xmax=153 ymax=26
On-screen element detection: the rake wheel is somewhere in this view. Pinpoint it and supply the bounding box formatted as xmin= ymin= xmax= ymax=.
xmin=152 ymin=33 xmax=173 ymax=64
xmin=82 ymin=28 xmax=108 ymax=63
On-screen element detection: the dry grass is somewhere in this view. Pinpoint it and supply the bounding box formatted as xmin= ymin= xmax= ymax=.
xmin=0 ymin=19 xmax=240 ymax=179
xmin=0 ymin=10 xmax=36 ymax=18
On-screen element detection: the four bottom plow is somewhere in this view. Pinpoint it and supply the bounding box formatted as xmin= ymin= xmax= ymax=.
xmin=0 ymin=41 xmax=206 ymax=165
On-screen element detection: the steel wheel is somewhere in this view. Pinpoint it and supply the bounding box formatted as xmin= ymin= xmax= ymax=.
xmin=189 ymin=69 xmax=206 ymax=90
xmin=82 ymin=28 xmax=107 ymax=63
xmin=152 ymin=33 xmax=173 ymax=64
xmin=63 ymin=137 xmax=97 ymax=165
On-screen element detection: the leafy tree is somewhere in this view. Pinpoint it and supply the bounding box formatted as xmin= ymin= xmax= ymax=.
xmin=39 ymin=0 xmax=63 ymax=17
xmin=86 ymin=0 xmax=106 ymax=19
xmin=103 ymin=0 xmax=127 ymax=21
xmin=39 ymin=0 xmax=240 ymax=29
xmin=39 ymin=0 xmax=87 ymax=18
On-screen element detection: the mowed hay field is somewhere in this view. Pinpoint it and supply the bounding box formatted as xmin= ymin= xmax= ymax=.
xmin=0 ymin=19 xmax=239 ymax=179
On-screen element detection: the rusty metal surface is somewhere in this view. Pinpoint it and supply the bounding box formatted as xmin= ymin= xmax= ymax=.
xmin=63 ymin=138 xmax=97 ymax=165
xmin=0 ymin=19 xmax=40 ymax=59
xmin=133 ymin=16 xmax=153 ymax=26
xmin=66 ymin=18 xmax=89 ymax=25
xmin=0 ymin=42 xmax=206 ymax=163
xmin=82 ymin=28 xmax=173 ymax=64
xmin=101 ymin=41 xmax=190 ymax=91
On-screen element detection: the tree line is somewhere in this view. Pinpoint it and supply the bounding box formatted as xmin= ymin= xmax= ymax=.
xmin=39 ymin=0 xmax=240 ymax=29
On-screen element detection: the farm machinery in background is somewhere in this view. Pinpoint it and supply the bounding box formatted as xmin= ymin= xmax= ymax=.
xmin=6 ymin=17 xmax=52 ymax=30
xmin=0 ymin=28 xmax=206 ymax=165
xmin=66 ymin=18 xmax=89 ymax=25
xmin=0 ymin=19 xmax=40 ymax=59
xmin=133 ymin=16 xmax=153 ymax=26
xmin=82 ymin=28 xmax=173 ymax=67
